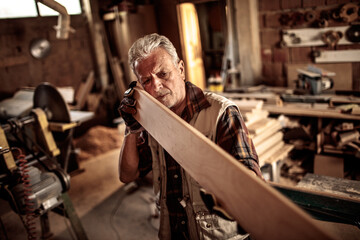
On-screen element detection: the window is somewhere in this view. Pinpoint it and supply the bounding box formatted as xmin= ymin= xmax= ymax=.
xmin=38 ymin=0 xmax=82 ymax=16
xmin=0 ymin=0 xmax=81 ymax=19
xmin=0 ymin=0 xmax=38 ymax=18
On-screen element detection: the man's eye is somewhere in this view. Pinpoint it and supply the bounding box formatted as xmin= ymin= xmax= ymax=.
xmin=158 ymin=72 xmax=168 ymax=78
xmin=142 ymin=79 xmax=150 ymax=85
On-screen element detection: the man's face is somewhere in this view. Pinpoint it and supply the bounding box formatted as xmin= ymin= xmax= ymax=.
xmin=134 ymin=48 xmax=186 ymax=112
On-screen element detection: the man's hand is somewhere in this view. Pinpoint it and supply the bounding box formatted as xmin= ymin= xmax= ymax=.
xmin=118 ymin=81 xmax=143 ymax=134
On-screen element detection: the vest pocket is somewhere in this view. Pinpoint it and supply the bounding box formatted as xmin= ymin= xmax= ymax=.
xmin=195 ymin=212 xmax=246 ymax=240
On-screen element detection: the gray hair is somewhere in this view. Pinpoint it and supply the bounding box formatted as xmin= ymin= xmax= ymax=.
xmin=128 ymin=33 xmax=179 ymax=74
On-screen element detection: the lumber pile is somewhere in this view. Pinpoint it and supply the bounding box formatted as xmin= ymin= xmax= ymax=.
xmin=233 ymin=99 xmax=293 ymax=168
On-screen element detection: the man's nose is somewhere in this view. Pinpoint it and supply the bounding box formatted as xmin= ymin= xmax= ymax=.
xmin=152 ymin=76 xmax=163 ymax=91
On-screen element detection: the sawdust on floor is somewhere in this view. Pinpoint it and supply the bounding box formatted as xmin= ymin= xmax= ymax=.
xmin=73 ymin=124 xmax=125 ymax=162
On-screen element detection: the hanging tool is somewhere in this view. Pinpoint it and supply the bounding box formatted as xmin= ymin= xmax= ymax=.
xmin=321 ymin=30 xmax=343 ymax=48
xmin=339 ymin=3 xmax=359 ymax=23
xmin=345 ymin=23 xmax=360 ymax=43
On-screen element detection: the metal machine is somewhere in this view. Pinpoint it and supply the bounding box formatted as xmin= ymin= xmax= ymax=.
xmin=296 ymin=68 xmax=334 ymax=95
xmin=0 ymin=82 xmax=86 ymax=239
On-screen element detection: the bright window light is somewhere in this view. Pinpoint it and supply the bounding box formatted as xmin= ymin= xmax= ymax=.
xmin=38 ymin=0 xmax=82 ymax=16
xmin=0 ymin=0 xmax=38 ymax=19
xmin=0 ymin=0 xmax=81 ymax=19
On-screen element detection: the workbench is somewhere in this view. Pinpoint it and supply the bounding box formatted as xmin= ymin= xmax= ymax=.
xmin=264 ymin=104 xmax=360 ymax=121
xmin=272 ymin=173 xmax=360 ymax=228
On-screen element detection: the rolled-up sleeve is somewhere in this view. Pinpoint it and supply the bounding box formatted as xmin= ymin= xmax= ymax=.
xmin=137 ymin=132 xmax=153 ymax=178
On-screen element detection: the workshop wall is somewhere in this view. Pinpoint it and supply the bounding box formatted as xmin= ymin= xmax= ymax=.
xmin=0 ymin=15 xmax=93 ymax=99
xmin=258 ymin=0 xmax=360 ymax=89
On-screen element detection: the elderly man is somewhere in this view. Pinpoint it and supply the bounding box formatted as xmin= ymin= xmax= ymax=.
xmin=119 ymin=33 xmax=262 ymax=240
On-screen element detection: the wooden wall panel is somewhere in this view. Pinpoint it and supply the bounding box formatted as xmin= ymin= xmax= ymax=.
xmin=273 ymin=48 xmax=289 ymax=62
xmin=280 ymin=0 xmax=301 ymax=9
xmin=0 ymin=16 xmax=93 ymax=98
xmin=259 ymin=0 xmax=358 ymax=88
xmin=289 ymin=47 xmax=313 ymax=63
xmin=260 ymin=30 xmax=281 ymax=48
xmin=259 ymin=0 xmax=281 ymax=11
xmin=303 ymin=0 xmax=326 ymax=7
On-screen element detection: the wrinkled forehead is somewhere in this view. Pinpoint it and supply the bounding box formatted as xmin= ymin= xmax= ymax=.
xmin=134 ymin=48 xmax=176 ymax=76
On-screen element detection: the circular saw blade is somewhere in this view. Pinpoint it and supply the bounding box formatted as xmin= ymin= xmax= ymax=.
xmin=345 ymin=24 xmax=360 ymax=43
xmin=33 ymin=82 xmax=71 ymax=123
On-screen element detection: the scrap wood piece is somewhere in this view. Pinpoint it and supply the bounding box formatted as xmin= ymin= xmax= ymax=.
xmin=133 ymin=86 xmax=338 ymax=240
xmin=74 ymin=71 xmax=95 ymax=110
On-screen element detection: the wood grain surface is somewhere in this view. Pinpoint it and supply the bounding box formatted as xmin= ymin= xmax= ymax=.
xmin=133 ymin=86 xmax=338 ymax=240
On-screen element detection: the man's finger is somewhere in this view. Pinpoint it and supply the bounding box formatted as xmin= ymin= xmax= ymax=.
xmin=124 ymin=81 xmax=138 ymax=97
xmin=123 ymin=98 xmax=136 ymax=107
xmin=119 ymin=105 xmax=137 ymax=115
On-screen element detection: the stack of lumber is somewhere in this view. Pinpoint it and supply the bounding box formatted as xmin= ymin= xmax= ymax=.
xmin=234 ymin=99 xmax=294 ymax=167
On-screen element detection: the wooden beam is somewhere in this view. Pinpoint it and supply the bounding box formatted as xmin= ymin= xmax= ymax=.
xmin=74 ymin=71 xmax=95 ymax=110
xmin=81 ymin=0 xmax=109 ymax=90
xmin=315 ymin=50 xmax=360 ymax=63
xmin=235 ymin=0 xmax=262 ymax=85
xmin=133 ymin=86 xmax=337 ymax=240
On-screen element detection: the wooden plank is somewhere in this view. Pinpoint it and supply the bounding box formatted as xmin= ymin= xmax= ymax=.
xmin=74 ymin=71 xmax=94 ymax=110
xmin=315 ymin=50 xmax=360 ymax=63
xmin=255 ymin=131 xmax=283 ymax=156
xmin=133 ymin=85 xmax=337 ymax=240
xmin=219 ymin=91 xmax=279 ymax=103
xmin=48 ymin=122 xmax=78 ymax=132
xmin=264 ymin=144 xmax=294 ymax=165
xmin=252 ymin=120 xmax=282 ymax=146
xmin=235 ymin=0 xmax=262 ymax=86
xmin=244 ymin=108 xmax=269 ymax=126
xmin=247 ymin=118 xmax=278 ymax=136
xmin=263 ymin=104 xmax=360 ymax=120
xmin=258 ymin=140 xmax=284 ymax=167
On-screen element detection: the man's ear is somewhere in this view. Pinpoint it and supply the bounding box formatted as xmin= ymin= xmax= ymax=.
xmin=178 ymin=60 xmax=185 ymax=80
